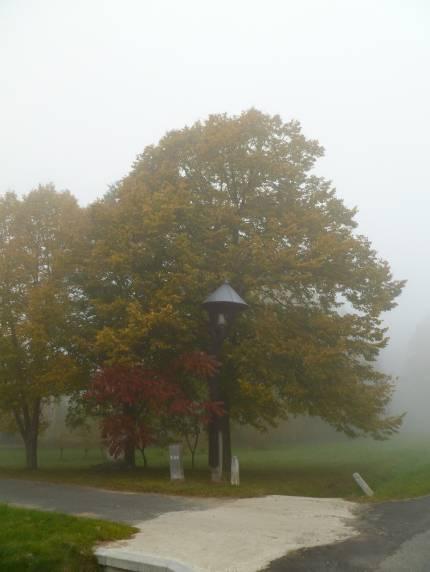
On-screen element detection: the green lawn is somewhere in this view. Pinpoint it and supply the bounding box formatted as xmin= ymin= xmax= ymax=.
xmin=1 ymin=436 xmax=430 ymax=501
xmin=0 ymin=504 xmax=136 ymax=572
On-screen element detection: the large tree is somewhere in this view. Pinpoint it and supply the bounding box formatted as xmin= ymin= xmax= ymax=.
xmin=0 ymin=186 xmax=86 ymax=469
xmin=86 ymin=109 xmax=405 ymax=474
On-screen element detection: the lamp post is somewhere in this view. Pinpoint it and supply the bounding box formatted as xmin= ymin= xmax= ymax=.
xmin=202 ymin=281 xmax=248 ymax=481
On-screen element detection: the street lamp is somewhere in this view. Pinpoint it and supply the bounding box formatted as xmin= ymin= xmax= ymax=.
xmin=202 ymin=281 xmax=248 ymax=481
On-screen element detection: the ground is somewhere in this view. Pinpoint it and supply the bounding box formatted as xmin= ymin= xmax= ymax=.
xmin=4 ymin=478 xmax=430 ymax=571
xmin=3 ymin=437 xmax=430 ymax=571
xmin=0 ymin=503 xmax=135 ymax=572
xmin=2 ymin=436 xmax=430 ymax=500
xmin=105 ymin=495 xmax=358 ymax=572
xmin=266 ymin=494 xmax=430 ymax=571
xmin=0 ymin=479 xmax=358 ymax=572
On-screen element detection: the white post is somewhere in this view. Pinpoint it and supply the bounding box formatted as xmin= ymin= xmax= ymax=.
xmin=353 ymin=472 xmax=374 ymax=496
xmin=231 ymin=456 xmax=240 ymax=486
xmin=169 ymin=444 xmax=184 ymax=480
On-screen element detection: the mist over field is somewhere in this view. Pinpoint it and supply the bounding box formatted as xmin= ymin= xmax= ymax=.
xmin=1 ymin=0 xmax=429 ymax=440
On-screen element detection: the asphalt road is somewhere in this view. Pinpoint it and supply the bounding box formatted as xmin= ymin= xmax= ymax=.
xmin=0 ymin=478 xmax=221 ymax=524
xmin=266 ymin=495 xmax=430 ymax=571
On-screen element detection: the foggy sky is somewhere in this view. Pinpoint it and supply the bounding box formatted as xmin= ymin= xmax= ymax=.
xmin=1 ymin=0 xmax=430 ymax=372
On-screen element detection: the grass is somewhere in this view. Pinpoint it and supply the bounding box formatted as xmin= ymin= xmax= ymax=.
xmin=1 ymin=436 xmax=430 ymax=501
xmin=0 ymin=503 xmax=136 ymax=572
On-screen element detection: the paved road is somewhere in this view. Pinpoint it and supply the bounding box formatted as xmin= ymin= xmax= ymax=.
xmin=266 ymin=495 xmax=430 ymax=571
xmin=0 ymin=478 xmax=221 ymax=524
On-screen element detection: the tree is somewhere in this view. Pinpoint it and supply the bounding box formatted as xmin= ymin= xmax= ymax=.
xmin=0 ymin=186 xmax=86 ymax=469
xmin=394 ymin=315 xmax=430 ymax=432
xmin=169 ymin=399 xmax=223 ymax=470
xmin=85 ymin=110 xmax=405 ymax=475
xmin=83 ymin=352 xmax=220 ymax=468
xmin=86 ymin=366 xmax=177 ymax=468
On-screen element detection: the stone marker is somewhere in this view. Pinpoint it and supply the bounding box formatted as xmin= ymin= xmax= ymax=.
xmin=169 ymin=444 xmax=184 ymax=480
xmin=231 ymin=455 xmax=240 ymax=486
xmin=353 ymin=472 xmax=374 ymax=496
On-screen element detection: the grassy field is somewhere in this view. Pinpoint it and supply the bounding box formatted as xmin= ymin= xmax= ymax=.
xmin=1 ymin=436 xmax=430 ymax=501
xmin=0 ymin=504 xmax=135 ymax=572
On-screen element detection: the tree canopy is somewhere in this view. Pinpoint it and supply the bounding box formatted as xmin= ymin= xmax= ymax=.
xmin=0 ymin=110 xmax=405 ymax=470
xmin=85 ymin=109 xmax=405 ymax=452
xmin=0 ymin=185 xmax=87 ymax=468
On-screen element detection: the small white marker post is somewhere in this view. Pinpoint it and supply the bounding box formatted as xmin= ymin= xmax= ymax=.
xmin=231 ymin=456 xmax=240 ymax=486
xmin=169 ymin=444 xmax=184 ymax=481
xmin=353 ymin=472 xmax=374 ymax=496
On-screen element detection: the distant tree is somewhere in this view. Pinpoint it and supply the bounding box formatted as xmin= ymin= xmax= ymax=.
xmin=84 ymin=109 xmax=405 ymax=474
xmin=0 ymin=186 xmax=87 ymax=469
xmin=395 ymin=315 xmax=430 ymax=431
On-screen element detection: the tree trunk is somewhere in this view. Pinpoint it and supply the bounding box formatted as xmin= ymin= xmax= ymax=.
xmin=141 ymin=447 xmax=148 ymax=468
xmin=24 ymin=431 xmax=38 ymax=470
xmin=15 ymin=400 xmax=40 ymax=470
xmin=124 ymin=440 xmax=136 ymax=468
xmin=208 ymin=421 xmax=219 ymax=469
xmin=122 ymin=404 xmax=136 ymax=468
xmin=190 ymin=431 xmax=199 ymax=471
xmin=207 ymin=321 xmax=224 ymax=473
xmin=221 ymin=411 xmax=232 ymax=478
xmin=207 ymin=368 xmax=221 ymax=470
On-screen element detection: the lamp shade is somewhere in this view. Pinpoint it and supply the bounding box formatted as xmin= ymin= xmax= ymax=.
xmin=202 ymin=282 xmax=248 ymax=315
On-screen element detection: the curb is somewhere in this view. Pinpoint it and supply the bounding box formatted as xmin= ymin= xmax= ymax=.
xmin=95 ymin=548 xmax=196 ymax=572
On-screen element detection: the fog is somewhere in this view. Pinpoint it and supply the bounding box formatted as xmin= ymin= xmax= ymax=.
xmin=1 ymin=0 xmax=430 ymax=434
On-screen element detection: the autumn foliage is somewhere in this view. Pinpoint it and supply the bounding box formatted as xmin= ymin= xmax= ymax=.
xmin=0 ymin=111 xmax=406 ymax=471
xmin=85 ymin=352 xmax=222 ymax=466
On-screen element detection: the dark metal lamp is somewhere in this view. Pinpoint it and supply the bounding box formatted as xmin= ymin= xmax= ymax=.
xmin=202 ymin=281 xmax=248 ymax=331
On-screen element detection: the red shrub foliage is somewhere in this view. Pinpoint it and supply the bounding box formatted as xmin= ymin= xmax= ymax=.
xmin=85 ymin=352 xmax=221 ymax=460
xmin=173 ymin=351 xmax=220 ymax=379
